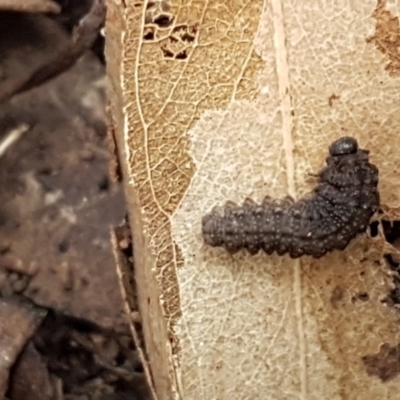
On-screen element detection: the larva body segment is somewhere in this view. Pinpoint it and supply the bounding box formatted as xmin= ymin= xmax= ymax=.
xmin=201 ymin=136 xmax=380 ymax=259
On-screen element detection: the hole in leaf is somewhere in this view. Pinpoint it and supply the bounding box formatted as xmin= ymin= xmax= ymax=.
xmin=381 ymin=220 xmax=400 ymax=244
xmin=175 ymin=50 xmax=187 ymax=60
xmin=153 ymin=14 xmax=173 ymax=28
xmin=369 ymin=220 xmax=379 ymax=237
xmin=143 ymin=29 xmax=154 ymax=41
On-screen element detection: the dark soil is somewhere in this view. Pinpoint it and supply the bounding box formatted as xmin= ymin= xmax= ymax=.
xmin=0 ymin=3 xmax=150 ymax=399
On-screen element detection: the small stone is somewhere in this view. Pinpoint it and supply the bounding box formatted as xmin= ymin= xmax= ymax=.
xmin=78 ymin=149 xmax=95 ymax=161
xmin=12 ymin=276 xmax=29 ymax=293
xmin=60 ymin=262 xmax=73 ymax=291
xmin=0 ymin=254 xmax=25 ymax=274
xmin=130 ymin=311 xmax=141 ymax=324
xmin=0 ymin=240 xmax=11 ymax=253
xmin=119 ymin=238 xmax=130 ymax=250
xmin=8 ymin=272 xmax=19 ymax=284
xmin=27 ymin=261 xmax=39 ymax=276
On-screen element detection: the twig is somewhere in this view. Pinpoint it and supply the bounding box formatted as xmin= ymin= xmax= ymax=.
xmin=0 ymin=124 xmax=30 ymax=158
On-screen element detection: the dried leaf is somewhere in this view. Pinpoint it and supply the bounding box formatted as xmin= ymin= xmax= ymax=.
xmin=107 ymin=0 xmax=400 ymax=398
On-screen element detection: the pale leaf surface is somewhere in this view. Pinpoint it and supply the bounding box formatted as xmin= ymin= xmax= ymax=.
xmin=118 ymin=0 xmax=400 ymax=398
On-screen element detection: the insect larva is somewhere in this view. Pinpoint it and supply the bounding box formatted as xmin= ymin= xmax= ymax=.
xmin=202 ymin=137 xmax=379 ymax=258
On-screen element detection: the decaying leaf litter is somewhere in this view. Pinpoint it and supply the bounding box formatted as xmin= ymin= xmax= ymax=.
xmin=0 ymin=0 xmax=151 ymax=398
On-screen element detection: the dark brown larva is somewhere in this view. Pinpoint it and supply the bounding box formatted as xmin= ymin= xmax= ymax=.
xmin=202 ymin=137 xmax=380 ymax=258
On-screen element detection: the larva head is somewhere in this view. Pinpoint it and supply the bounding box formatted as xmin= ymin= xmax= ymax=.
xmin=329 ymin=136 xmax=358 ymax=156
